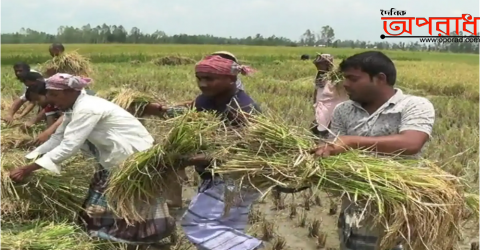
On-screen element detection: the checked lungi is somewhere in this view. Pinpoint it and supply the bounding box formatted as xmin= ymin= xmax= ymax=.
xmin=77 ymin=165 xmax=176 ymax=245
xmin=181 ymin=178 xmax=264 ymax=250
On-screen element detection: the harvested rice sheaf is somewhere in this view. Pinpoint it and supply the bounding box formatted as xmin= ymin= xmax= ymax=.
xmin=105 ymin=110 xmax=228 ymax=222
xmin=211 ymin=115 xmax=472 ymax=250
xmin=1 ymin=152 xmax=90 ymax=221
xmin=152 ymin=56 xmax=196 ymax=66
xmin=42 ymin=51 xmax=93 ymax=77
xmin=96 ymin=88 xmax=156 ymax=117
xmin=1 ymin=221 xmax=100 ymax=250
xmin=1 ymin=126 xmax=35 ymax=151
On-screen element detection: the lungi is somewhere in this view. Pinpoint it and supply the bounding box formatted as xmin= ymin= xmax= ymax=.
xmin=181 ymin=178 xmax=263 ymax=250
xmin=338 ymin=197 xmax=404 ymax=250
xmin=77 ymin=165 xmax=176 ymax=245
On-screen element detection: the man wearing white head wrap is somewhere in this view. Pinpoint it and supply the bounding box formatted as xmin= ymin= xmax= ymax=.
xmin=9 ymin=73 xmax=176 ymax=247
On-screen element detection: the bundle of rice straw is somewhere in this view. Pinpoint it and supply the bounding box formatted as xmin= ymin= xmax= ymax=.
xmin=42 ymin=51 xmax=93 ymax=77
xmin=2 ymin=221 xmax=103 ymax=250
xmin=1 ymin=126 xmax=35 ymax=151
xmin=1 ymin=152 xmax=90 ymax=221
xmin=211 ymin=114 xmax=473 ymax=250
xmin=152 ymin=55 xmax=196 ymax=66
xmin=96 ymin=88 xmax=157 ymax=117
xmin=105 ymin=110 xmax=229 ymax=222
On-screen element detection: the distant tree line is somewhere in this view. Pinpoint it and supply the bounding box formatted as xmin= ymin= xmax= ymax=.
xmin=1 ymin=24 xmax=479 ymax=54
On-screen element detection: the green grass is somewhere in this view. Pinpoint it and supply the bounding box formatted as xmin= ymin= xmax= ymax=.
xmin=2 ymin=44 xmax=479 ymax=65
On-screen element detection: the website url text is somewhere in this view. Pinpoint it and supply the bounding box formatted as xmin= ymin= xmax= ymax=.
xmin=419 ymin=37 xmax=480 ymax=44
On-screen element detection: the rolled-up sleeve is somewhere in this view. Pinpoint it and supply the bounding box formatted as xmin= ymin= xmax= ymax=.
xmin=399 ymin=97 xmax=435 ymax=137
xmin=34 ymin=111 xmax=103 ymax=174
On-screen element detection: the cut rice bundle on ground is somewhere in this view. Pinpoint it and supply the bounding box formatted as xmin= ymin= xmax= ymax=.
xmin=1 ymin=127 xmax=35 ymax=151
xmin=211 ymin=114 xmax=469 ymax=250
xmin=1 ymin=221 xmax=102 ymax=250
xmin=42 ymin=51 xmax=93 ymax=77
xmin=152 ymin=56 xmax=196 ymax=66
xmin=1 ymin=152 xmax=90 ymax=221
xmin=96 ymin=88 xmax=157 ymax=117
xmin=105 ymin=110 xmax=228 ymax=222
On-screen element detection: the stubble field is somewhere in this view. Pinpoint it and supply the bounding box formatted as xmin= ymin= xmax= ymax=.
xmin=1 ymin=44 xmax=479 ymax=250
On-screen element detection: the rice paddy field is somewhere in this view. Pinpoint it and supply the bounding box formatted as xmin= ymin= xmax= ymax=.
xmin=1 ymin=44 xmax=479 ymax=250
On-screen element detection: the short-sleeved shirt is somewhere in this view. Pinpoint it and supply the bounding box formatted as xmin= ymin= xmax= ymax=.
xmin=194 ymin=90 xmax=261 ymax=176
xmin=330 ymin=89 xmax=435 ymax=249
xmin=329 ymin=88 xmax=435 ymax=158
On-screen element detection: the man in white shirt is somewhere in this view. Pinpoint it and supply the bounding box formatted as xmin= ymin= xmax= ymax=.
xmin=9 ymin=73 xmax=176 ymax=247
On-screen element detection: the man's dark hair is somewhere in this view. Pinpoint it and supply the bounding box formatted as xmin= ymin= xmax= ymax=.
xmin=13 ymin=62 xmax=30 ymax=71
xmin=339 ymin=51 xmax=397 ymax=86
xmin=25 ymin=80 xmax=47 ymax=102
xmin=24 ymin=71 xmax=44 ymax=82
xmin=50 ymin=43 xmax=65 ymax=52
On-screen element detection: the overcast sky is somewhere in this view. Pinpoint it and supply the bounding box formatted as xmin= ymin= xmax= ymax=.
xmin=1 ymin=0 xmax=479 ymax=42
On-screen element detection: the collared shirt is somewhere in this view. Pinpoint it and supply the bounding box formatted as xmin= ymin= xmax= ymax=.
xmin=332 ymin=89 xmax=435 ymax=250
xmin=43 ymin=89 xmax=95 ymax=117
xmin=25 ymin=92 xmax=154 ymax=174
xmin=329 ymin=88 xmax=435 ymax=157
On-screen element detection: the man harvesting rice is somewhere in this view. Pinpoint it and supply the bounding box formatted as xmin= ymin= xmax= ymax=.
xmin=3 ymin=68 xmax=45 ymax=124
xmin=140 ymin=50 xmax=247 ymax=119
xmin=212 ymin=51 xmax=245 ymax=91
xmin=21 ymin=79 xmax=61 ymax=130
xmin=9 ymin=73 xmax=175 ymax=248
xmin=311 ymin=53 xmax=347 ymax=138
xmin=178 ymin=55 xmax=264 ymax=250
xmin=22 ymin=76 xmax=96 ymax=145
xmin=49 ymin=43 xmax=65 ymax=57
xmin=44 ymin=43 xmax=93 ymax=78
xmin=312 ymin=51 xmax=435 ymax=250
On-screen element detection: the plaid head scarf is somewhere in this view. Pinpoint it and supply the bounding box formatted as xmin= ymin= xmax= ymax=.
xmin=46 ymin=73 xmax=93 ymax=91
xmin=195 ymin=55 xmax=254 ymax=76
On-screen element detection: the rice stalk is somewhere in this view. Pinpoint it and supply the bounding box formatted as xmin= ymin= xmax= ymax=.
xmin=105 ymin=110 xmax=228 ymax=222
xmin=1 ymin=221 xmax=103 ymax=250
xmin=42 ymin=50 xmax=93 ymax=77
xmin=96 ymin=87 xmax=156 ymax=117
xmin=1 ymin=152 xmax=90 ymax=221
xmin=211 ymin=114 xmax=469 ymax=250
xmin=1 ymin=127 xmax=35 ymax=151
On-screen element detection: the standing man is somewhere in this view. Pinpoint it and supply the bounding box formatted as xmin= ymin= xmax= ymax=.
xmin=312 ymin=51 xmax=435 ymax=250
xmin=311 ymin=53 xmax=347 ymax=138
